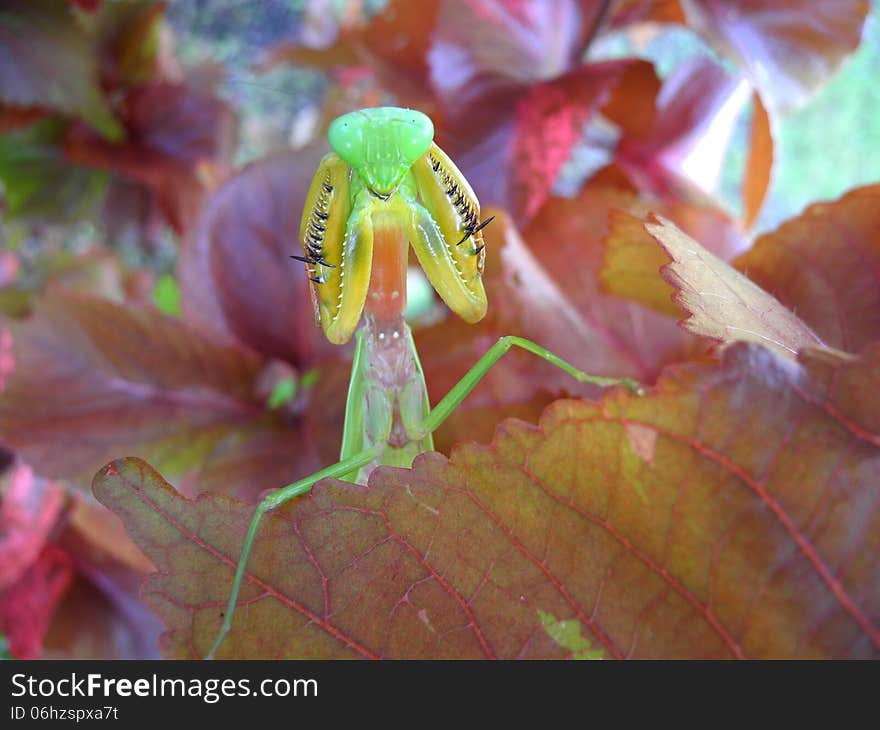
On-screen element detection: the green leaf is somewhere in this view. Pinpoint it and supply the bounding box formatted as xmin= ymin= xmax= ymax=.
xmin=152 ymin=274 xmax=181 ymax=317
xmin=539 ymin=611 xmax=604 ymax=660
xmin=267 ymin=376 xmax=298 ymax=410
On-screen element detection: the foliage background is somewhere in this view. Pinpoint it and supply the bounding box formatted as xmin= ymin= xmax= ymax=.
xmin=0 ymin=0 xmax=878 ymax=659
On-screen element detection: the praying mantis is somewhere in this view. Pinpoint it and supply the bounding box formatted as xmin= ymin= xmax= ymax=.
xmin=207 ymin=107 xmax=639 ymax=659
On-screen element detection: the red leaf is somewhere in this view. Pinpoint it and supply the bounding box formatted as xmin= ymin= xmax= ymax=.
xmin=426 ymin=1 xmax=633 ymax=223
xmin=0 ymin=291 xmax=267 ymax=483
xmin=612 ymin=56 xmax=745 ymax=200
xmin=64 ymin=82 xmax=235 ymax=233
xmin=733 ymin=185 xmax=880 ymax=354
xmin=439 ymin=61 xmax=629 ymax=225
xmin=681 ymin=0 xmax=869 ymax=114
xmin=0 ymin=0 xmax=122 ymax=140
xmin=40 ymin=495 xmax=162 ymax=659
xmin=430 ymin=0 xmax=593 ymax=106
xmin=0 ymin=463 xmax=65 ymax=590
xmin=511 ymin=64 xmax=629 ymax=221
xmin=0 ymin=545 xmax=74 ymax=659
xmin=93 ymin=342 xmax=880 ymax=658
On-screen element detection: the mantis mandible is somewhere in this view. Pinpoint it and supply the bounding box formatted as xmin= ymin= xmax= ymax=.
xmin=207 ymin=107 xmax=639 ymax=658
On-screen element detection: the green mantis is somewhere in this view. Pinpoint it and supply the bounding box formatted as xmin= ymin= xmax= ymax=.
xmin=206 ymin=107 xmax=639 ymax=659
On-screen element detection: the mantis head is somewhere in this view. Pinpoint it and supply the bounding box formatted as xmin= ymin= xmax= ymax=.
xmin=328 ymin=107 xmax=434 ymax=197
xmin=299 ymin=107 xmax=490 ymax=345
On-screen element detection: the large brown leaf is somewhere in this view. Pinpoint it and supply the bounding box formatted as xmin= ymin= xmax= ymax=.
xmin=93 ymin=342 xmax=880 ymax=658
xmin=0 ymin=287 xmax=349 ymax=499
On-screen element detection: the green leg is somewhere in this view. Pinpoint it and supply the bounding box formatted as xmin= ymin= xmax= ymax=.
xmin=338 ymin=328 xmax=366 ymax=463
xmin=205 ymin=444 xmax=381 ymax=660
xmin=206 ymin=335 xmax=639 ymax=659
xmin=417 ymin=335 xmax=641 ymax=437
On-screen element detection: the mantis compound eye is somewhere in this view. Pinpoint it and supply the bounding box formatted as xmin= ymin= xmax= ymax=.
xmin=328 ymin=107 xmax=434 ymax=196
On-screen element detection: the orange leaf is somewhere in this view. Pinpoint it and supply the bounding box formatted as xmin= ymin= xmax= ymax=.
xmin=601 ymin=209 xmax=680 ymax=318
xmin=742 ymin=92 xmax=773 ymax=228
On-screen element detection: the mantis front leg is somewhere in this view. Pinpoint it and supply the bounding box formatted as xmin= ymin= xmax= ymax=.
xmin=205 ymin=339 xmax=639 ymax=659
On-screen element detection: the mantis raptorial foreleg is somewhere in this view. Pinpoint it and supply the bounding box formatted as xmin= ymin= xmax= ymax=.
xmin=205 ymin=338 xmax=639 ymax=659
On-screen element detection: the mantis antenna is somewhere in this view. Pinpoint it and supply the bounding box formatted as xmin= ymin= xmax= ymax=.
xmin=206 ymin=107 xmax=640 ymax=659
